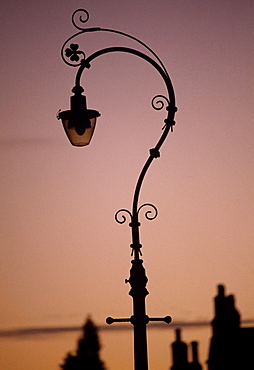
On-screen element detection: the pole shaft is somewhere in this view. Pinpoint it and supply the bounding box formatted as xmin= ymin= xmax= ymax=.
xmin=128 ymin=259 xmax=149 ymax=369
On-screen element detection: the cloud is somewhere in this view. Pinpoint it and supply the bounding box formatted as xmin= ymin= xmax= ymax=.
xmin=1 ymin=319 xmax=254 ymax=339
xmin=0 ymin=325 xmax=81 ymax=339
xmin=0 ymin=319 xmax=249 ymax=339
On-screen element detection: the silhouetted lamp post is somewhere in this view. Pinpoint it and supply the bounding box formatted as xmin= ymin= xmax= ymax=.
xmin=58 ymin=9 xmax=177 ymax=370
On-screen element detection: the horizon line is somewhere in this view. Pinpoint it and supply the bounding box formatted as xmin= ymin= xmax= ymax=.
xmin=1 ymin=319 xmax=254 ymax=339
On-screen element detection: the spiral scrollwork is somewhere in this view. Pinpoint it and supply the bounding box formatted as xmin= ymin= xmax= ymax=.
xmin=151 ymin=95 xmax=170 ymax=111
xmin=137 ymin=203 xmax=158 ymax=221
xmin=72 ymin=9 xmax=90 ymax=30
xmin=115 ymin=209 xmax=133 ymax=225
xmin=61 ymin=9 xmax=91 ymax=66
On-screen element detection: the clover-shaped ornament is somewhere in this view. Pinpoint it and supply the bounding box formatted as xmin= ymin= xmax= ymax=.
xmin=65 ymin=43 xmax=83 ymax=62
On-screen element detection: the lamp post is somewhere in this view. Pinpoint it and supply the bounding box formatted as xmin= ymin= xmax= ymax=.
xmin=58 ymin=9 xmax=177 ymax=370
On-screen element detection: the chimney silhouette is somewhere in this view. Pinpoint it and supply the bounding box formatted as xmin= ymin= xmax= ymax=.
xmin=189 ymin=341 xmax=202 ymax=369
xmin=207 ymin=284 xmax=241 ymax=369
xmin=170 ymin=328 xmax=188 ymax=370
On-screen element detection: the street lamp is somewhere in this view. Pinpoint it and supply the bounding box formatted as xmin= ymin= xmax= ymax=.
xmin=58 ymin=85 xmax=100 ymax=146
xmin=58 ymin=9 xmax=177 ymax=370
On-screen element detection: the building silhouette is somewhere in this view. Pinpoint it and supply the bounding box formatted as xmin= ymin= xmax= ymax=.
xmin=170 ymin=284 xmax=254 ymax=369
xmin=207 ymin=284 xmax=254 ymax=369
xmin=170 ymin=328 xmax=202 ymax=370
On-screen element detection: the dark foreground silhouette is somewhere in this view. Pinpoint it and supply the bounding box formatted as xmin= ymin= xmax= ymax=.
xmin=207 ymin=284 xmax=254 ymax=369
xmin=60 ymin=316 xmax=106 ymax=370
xmin=170 ymin=284 xmax=254 ymax=369
xmin=170 ymin=328 xmax=202 ymax=369
xmin=59 ymin=285 xmax=254 ymax=369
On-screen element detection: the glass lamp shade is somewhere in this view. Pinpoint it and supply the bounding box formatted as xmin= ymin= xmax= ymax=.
xmin=59 ymin=109 xmax=100 ymax=146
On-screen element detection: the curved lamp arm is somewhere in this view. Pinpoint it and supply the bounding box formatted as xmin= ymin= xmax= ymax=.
xmin=61 ymin=8 xmax=169 ymax=77
xmin=59 ymin=9 xmax=177 ymax=260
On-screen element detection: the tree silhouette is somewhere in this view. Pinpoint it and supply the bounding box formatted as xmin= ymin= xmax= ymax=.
xmin=60 ymin=317 xmax=106 ymax=370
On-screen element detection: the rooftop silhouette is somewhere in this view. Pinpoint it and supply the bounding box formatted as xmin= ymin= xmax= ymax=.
xmin=170 ymin=328 xmax=202 ymax=370
xmin=207 ymin=284 xmax=254 ymax=369
xmin=171 ymin=284 xmax=254 ymax=369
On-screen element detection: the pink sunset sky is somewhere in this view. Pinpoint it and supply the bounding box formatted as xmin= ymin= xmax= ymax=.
xmin=1 ymin=0 xmax=253 ymax=369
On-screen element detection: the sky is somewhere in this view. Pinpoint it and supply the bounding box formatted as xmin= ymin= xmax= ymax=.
xmin=1 ymin=0 xmax=253 ymax=368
